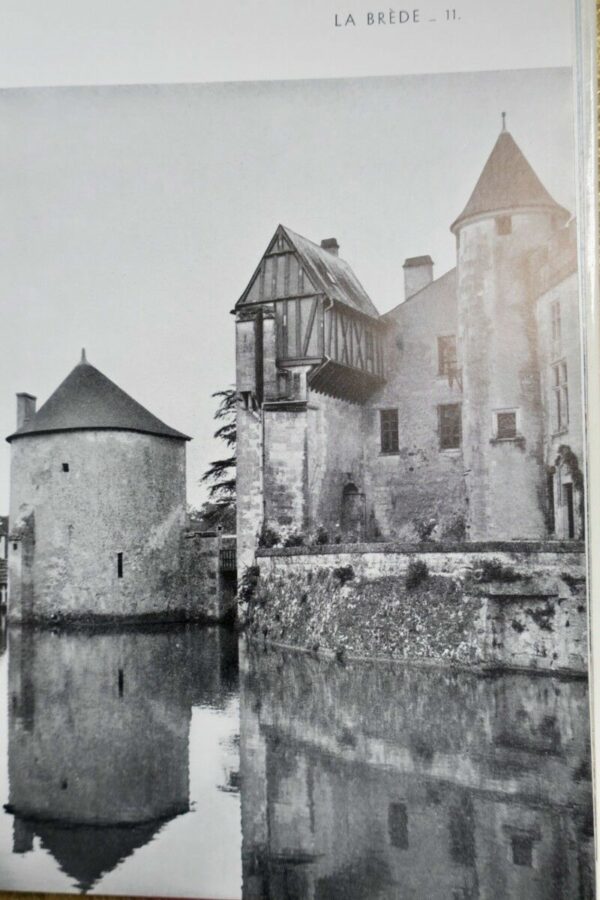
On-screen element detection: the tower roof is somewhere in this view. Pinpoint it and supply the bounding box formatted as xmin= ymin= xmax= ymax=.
xmin=6 ymin=354 xmax=190 ymax=443
xmin=451 ymin=128 xmax=569 ymax=233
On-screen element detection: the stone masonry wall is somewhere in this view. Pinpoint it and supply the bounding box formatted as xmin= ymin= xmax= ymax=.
xmin=242 ymin=544 xmax=588 ymax=675
xmin=364 ymin=269 xmax=467 ymax=541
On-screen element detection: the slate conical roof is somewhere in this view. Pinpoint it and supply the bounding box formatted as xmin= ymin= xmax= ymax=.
xmin=451 ymin=129 xmax=569 ymax=233
xmin=7 ymin=353 xmax=190 ymax=442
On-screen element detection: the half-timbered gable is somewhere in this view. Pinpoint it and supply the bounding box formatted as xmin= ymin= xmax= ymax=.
xmin=236 ymin=225 xmax=385 ymax=404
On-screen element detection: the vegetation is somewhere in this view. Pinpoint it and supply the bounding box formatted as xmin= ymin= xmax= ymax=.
xmin=199 ymin=388 xmax=236 ymax=529
xmin=406 ymin=559 xmax=429 ymax=589
xmin=332 ymin=565 xmax=355 ymax=585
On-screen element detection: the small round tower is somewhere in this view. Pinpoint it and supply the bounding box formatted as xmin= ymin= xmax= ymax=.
xmin=6 ymin=352 xmax=190 ymax=623
xmin=451 ymin=121 xmax=569 ymax=540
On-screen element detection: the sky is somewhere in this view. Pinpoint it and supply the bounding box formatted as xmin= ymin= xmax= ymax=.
xmin=0 ymin=68 xmax=576 ymax=512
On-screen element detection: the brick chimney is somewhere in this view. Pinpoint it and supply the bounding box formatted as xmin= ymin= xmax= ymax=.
xmin=17 ymin=393 xmax=36 ymax=429
xmin=320 ymin=238 xmax=339 ymax=257
xmin=403 ymin=255 xmax=434 ymax=299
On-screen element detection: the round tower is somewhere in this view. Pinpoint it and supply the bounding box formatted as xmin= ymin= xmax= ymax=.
xmin=6 ymin=352 xmax=190 ymax=622
xmin=451 ymin=122 xmax=569 ymax=540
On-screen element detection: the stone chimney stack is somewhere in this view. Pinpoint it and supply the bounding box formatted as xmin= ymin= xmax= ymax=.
xmin=320 ymin=238 xmax=340 ymax=257
xmin=16 ymin=393 xmax=36 ymax=430
xmin=403 ymin=255 xmax=434 ymax=300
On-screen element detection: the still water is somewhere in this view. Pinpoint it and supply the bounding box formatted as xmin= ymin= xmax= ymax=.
xmin=0 ymin=619 xmax=594 ymax=899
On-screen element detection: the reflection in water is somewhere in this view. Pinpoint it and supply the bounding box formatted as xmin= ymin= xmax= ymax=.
xmin=240 ymin=645 xmax=594 ymax=900
xmin=3 ymin=624 xmax=239 ymax=893
xmin=0 ymin=621 xmax=594 ymax=899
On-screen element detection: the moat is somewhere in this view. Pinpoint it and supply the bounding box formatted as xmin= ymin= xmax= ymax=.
xmin=0 ymin=617 xmax=593 ymax=899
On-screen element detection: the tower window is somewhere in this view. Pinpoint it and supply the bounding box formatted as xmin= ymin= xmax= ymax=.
xmin=117 ymin=552 xmax=124 ymax=579
xmin=62 ymin=463 xmax=69 ymax=472
xmin=496 ymin=410 xmax=518 ymax=440
xmin=511 ymin=835 xmax=533 ymax=867
xmin=380 ymin=408 xmax=399 ymax=453
xmin=496 ymin=215 xmax=512 ymax=235
xmin=553 ymin=361 xmax=568 ymax=431
xmin=437 ymin=335 xmax=457 ymax=377
xmin=438 ymin=404 xmax=461 ymax=450
xmin=388 ymin=802 xmax=409 ymax=849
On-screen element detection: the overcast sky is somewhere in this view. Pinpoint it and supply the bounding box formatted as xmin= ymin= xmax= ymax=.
xmin=0 ymin=68 xmax=575 ymax=512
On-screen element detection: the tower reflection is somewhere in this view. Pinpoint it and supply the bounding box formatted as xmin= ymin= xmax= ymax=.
xmin=240 ymin=645 xmax=594 ymax=900
xmin=5 ymin=624 xmax=238 ymax=893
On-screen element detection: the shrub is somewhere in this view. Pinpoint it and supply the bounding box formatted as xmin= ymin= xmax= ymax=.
xmin=283 ymin=531 xmax=305 ymax=548
xmin=476 ymin=558 xmax=520 ymax=582
xmin=406 ymin=559 xmax=429 ymax=589
xmin=238 ymin=565 xmax=260 ymax=603
xmin=258 ymin=523 xmax=281 ymax=548
xmin=441 ymin=515 xmax=466 ymax=542
xmin=332 ymin=565 xmax=354 ymax=585
xmin=314 ymin=525 xmax=329 ymax=545
xmin=414 ymin=518 xmax=437 ymax=542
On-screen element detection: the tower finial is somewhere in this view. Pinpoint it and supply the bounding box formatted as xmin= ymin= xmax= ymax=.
xmin=501 ymin=111 xmax=507 ymax=132
xmin=81 ymin=348 xmax=87 ymax=364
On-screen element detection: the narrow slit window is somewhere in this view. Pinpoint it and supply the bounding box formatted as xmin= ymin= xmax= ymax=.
xmin=380 ymin=409 xmax=399 ymax=453
xmin=117 ymin=552 xmax=124 ymax=579
xmin=118 ymin=668 xmax=124 ymax=697
xmin=62 ymin=463 xmax=70 ymax=472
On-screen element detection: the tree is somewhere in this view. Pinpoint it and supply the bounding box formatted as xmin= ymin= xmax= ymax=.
xmin=199 ymin=388 xmax=236 ymax=530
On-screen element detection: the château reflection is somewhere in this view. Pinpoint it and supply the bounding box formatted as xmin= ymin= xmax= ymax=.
xmin=239 ymin=645 xmax=594 ymax=900
xmin=5 ymin=623 xmax=239 ymax=893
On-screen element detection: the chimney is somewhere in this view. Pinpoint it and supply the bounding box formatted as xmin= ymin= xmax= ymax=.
xmin=320 ymin=238 xmax=339 ymax=257
xmin=17 ymin=393 xmax=37 ymax=430
xmin=403 ymin=255 xmax=434 ymax=300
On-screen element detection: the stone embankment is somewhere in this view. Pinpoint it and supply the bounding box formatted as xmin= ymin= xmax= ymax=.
xmin=240 ymin=542 xmax=588 ymax=675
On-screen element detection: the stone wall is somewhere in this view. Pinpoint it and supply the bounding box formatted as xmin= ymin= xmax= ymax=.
xmin=243 ymin=543 xmax=588 ymax=675
xmin=7 ymin=430 xmax=221 ymax=624
xmin=366 ymin=268 xmax=467 ymax=541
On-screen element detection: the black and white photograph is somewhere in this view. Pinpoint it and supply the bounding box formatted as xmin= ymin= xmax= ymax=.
xmin=0 ymin=45 xmax=595 ymax=900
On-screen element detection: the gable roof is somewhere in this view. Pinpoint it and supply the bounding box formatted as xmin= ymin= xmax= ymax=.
xmin=237 ymin=225 xmax=379 ymax=319
xmin=451 ymin=130 xmax=569 ymax=233
xmin=6 ymin=356 xmax=190 ymax=443
xmin=283 ymin=226 xmax=379 ymax=318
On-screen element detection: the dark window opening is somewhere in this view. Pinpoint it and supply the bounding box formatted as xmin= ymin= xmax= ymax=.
xmin=117 ymin=552 xmax=124 ymax=579
xmin=547 ymin=474 xmax=555 ymax=534
xmin=496 ymin=411 xmax=517 ymax=440
xmin=437 ymin=335 xmax=457 ymax=377
xmin=380 ymin=408 xmax=399 ymax=453
xmin=61 ymin=779 xmax=68 ymax=790
xmin=13 ymin=543 xmax=17 ymax=552
xmin=388 ymin=802 xmax=409 ymax=849
xmin=565 ymin=483 xmax=575 ymax=539
xmin=62 ymin=462 xmax=69 ymax=472
xmin=118 ymin=668 xmax=124 ymax=697
xmin=553 ymin=361 xmax=569 ymax=430
xmin=496 ymin=215 xmax=512 ymax=235
xmin=439 ymin=404 xmax=461 ymax=450
xmin=511 ymin=835 xmax=533 ymax=867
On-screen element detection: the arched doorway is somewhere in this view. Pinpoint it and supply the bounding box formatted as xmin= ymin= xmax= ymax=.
xmin=341 ymin=483 xmax=366 ymax=541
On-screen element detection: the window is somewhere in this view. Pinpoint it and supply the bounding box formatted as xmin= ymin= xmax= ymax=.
xmin=62 ymin=463 xmax=69 ymax=472
xmin=388 ymin=802 xmax=409 ymax=849
xmin=511 ymin=835 xmax=533 ymax=867
xmin=496 ymin=215 xmax=512 ymax=235
xmin=380 ymin=408 xmax=399 ymax=453
xmin=438 ymin=404 xmax=461 ymax=450
xmin=117 ymin=552 xmax=124 ymax=579
xmin=551 ymin=301 xmax=561 ymax=351
xmin=496 ymin=410 xmax=517 ymax=440
xmin=437 ymin=335 xmax=457 ymax=377
xmin=553 ymin=361 xmax=568 ymax=430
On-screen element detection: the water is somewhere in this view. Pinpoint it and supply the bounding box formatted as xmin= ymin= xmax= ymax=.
xmin=0 ymin=621 xmax=594 ymax=899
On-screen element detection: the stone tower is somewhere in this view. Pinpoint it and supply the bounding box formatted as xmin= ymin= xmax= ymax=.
xmin=6 ymin=352 xmax=190 ymax=622
xmin=451 ymin=124 xmax=570 ymax=540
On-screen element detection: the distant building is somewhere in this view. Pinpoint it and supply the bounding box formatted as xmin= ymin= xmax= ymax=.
xmin=235 ymin=126 xmax=583 ymax=566
xmin=6 ymin=352 xmax=191 ymax=623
